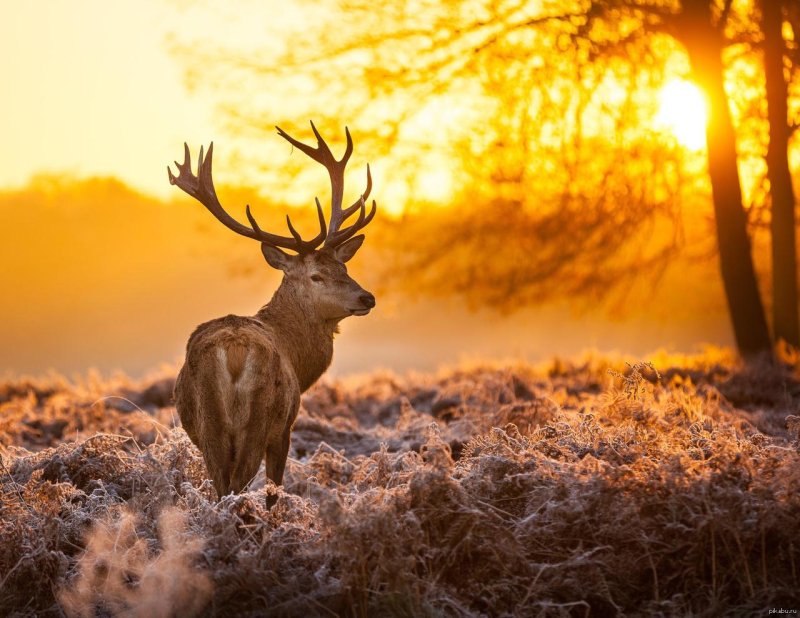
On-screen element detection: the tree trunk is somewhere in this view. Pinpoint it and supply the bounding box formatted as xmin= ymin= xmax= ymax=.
xmin=762 ymin=0 xmax=800 ymax=348
xmin=678 ymin=3 xmax=773 ymax=359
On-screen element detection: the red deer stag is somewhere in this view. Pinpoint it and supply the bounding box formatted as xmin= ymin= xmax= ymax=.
xmin=168 ymin=122 xmax=376 ymax=506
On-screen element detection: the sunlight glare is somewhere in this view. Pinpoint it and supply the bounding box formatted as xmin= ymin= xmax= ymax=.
xmin=655 ymin=79 xmax=708 ymax=150
xmin=416 ymin=168 xmax=454 ymax=203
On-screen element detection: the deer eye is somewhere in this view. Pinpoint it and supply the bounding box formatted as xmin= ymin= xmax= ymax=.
xmin=310 ymin=274 xmax=324 ymax=283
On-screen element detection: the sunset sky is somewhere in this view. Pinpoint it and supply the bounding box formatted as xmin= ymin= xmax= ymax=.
xmin=2 ymin=1 xmax=710 ymax=198
xmin=0 ymin=1 xmax=736 ymax=377
xmin=2 ymin=1 xmax=316 ymax=197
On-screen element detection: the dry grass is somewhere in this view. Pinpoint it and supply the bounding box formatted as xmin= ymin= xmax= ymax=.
xmin=1 ymin=350 xmax=799 ymax=616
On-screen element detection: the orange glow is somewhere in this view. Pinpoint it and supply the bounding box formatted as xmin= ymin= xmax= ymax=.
xmin=416 ymin=167 xmax=454 ymax=204
xmin=0 ymin=2 xmax=787 ymax=379
xmin=655 ymin=79 xmax=708 ymax=150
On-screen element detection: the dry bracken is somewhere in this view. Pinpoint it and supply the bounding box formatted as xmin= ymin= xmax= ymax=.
xmin=0 ymin=350 xmax=799 ymax=616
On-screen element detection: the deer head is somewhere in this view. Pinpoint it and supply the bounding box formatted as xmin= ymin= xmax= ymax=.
xmin=167 ymin=122 xmax=376 ymax=320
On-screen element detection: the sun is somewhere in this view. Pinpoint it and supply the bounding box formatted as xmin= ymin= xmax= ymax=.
xmin=655 ymin=79 xmax=708 ymax=150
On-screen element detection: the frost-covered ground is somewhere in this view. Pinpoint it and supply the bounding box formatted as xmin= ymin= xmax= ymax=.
xmin=1 ymin=350 xmax=799 ymax=616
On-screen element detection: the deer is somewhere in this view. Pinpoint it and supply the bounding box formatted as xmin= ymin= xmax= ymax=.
xmin=167 ymin=122 xmax=376 ymax=507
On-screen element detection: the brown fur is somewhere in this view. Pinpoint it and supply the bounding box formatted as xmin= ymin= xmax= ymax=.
xmin=174 ymin=245 xmax=374 ymax=505
xmin=225 ymin=343 xmax=249 ymax=384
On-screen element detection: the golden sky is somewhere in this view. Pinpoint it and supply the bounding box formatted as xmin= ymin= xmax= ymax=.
xmin=0 ymin=1 xmax=730 ymax=377
xmin=2 ymin=1 xmax=709 ymax=199
xmin=1 ymin=1 xmax=318 ymax=198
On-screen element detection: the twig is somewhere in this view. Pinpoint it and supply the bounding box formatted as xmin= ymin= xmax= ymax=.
xmin=0 ymin=453 xmax=34 ymax=515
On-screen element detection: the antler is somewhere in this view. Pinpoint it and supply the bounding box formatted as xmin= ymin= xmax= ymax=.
xmin=276 ymin=121 xmax=376 ymax=248
xmin=167 ymin=142 xmax=327 ymax=254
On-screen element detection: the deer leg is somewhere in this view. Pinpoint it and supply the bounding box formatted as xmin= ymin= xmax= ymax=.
xmin=201 ymin=431 xmax=234 ymax=499
xmin=228 ymin=433 xmax=264 ymax=495
xmin=264 ymin=426 xmax=291 ymax=509
xmin=190 ymin=364 xmax=239 ymax=499
xmin=225 ymin=379 xmax=276 ymax=495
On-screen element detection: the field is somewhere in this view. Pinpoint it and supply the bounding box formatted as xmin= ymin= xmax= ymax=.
xmin=1 ymin=350 xmax=799 ymax=617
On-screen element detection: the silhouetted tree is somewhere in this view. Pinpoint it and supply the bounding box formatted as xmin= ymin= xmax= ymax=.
xmin=668 ymin=0 xmax=771 ymax=357
xmin=762 ymin=0 xmax=799 ymax=347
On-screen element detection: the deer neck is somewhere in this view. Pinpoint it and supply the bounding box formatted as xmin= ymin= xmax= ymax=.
xmin=255 ymin=281 xmax=336 ymax=392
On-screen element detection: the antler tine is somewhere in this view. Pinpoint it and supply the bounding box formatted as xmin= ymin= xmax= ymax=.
xmin=324 ymin=125 xmax=355 ymax=234
xmin=340 ymin=126 xmax=354 ymax=166
xmin=167 ymin=142 xmax=194 ymax=189
xmin=277 ymin=125 xmax=327 ymax=163
xmin=325 ymin=197 xmax=377 ymax=247
xmin=245 ymin=204 xmax=267 ymax=236
xmin=309 ymin=120 xmax=336 ymax=164
xmin=286 ymin=198 xmax=327 ymax=247
xmin=338 ymin=163 xmax=372 ymax=224
xmin=168 ymin=142 xmax=326 ymax=253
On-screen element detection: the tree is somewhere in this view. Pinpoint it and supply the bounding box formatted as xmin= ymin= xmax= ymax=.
xmin=762 ymin=0 xmax=799 ymax=347
xmin=670 ymin=0 xmax=771 ymax=357
xmin=176 ymin=0 xmax=799 ymax=359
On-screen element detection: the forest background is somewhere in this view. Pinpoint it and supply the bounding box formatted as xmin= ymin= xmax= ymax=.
xmin=2 ymin=0 xmax=799 ymax=377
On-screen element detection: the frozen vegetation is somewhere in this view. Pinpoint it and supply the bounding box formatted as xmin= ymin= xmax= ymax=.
xmin=1 ymin=350 xmax=799 ymax=616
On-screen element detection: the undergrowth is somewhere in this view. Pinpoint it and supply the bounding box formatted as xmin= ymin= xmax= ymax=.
xmin=1 ymin=350 xmax=799 ymax=616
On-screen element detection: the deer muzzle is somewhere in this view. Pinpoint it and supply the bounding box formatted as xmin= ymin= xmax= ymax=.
xmin=350 ymin=292 xmax=376 ymax=316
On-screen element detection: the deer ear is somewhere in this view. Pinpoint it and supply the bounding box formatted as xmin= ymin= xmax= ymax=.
xmin=261 ymin=244 xmax=292 ymax=271
xmin=333 ymin=235 xmax=365 ymax=263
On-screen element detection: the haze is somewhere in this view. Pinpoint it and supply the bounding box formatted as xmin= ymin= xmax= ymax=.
xmin=0 ymin=1 xmax=745 ymax=378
